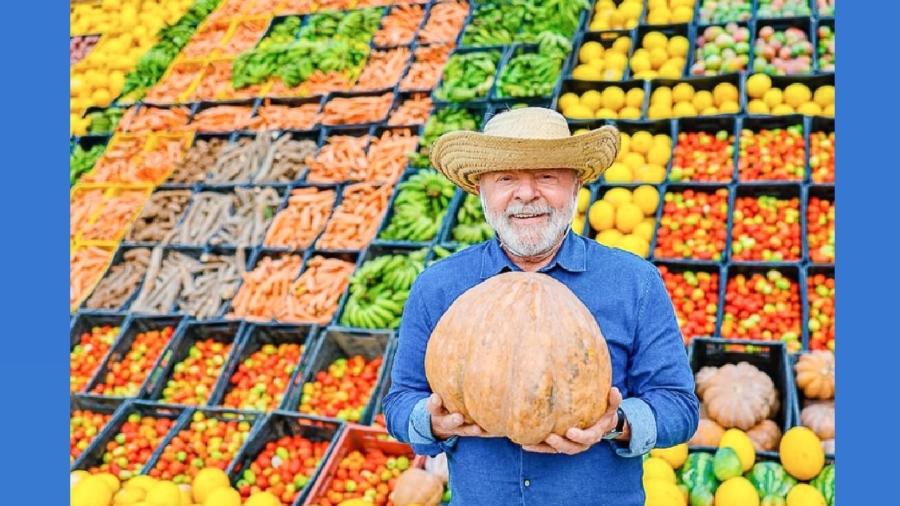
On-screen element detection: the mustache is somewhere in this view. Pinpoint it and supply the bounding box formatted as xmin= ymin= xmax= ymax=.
xmin=504 ymin=203 xmax=555 ymax=217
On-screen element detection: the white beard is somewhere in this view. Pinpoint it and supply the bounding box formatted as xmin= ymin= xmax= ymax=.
xmin=482 ymin=192 xmax=576 ymax=258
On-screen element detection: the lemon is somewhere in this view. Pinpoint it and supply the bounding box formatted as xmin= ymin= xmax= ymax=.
xmin=634 ymin=220 xmax=656 ymax=242
xmin=564 ymin=104 xmax=594 ymax=120
xmin=603 ymin=187 xmax=633 ymax=206
xmin=605 ymin=161 xmax=634 ymax=183
xmin=147 ymin=481 xmax=181 ymax=506
xmin=667 ymin=35 xmax=689 ymax=58
xmin=692 ymin=90 xmax=714 ymax=111
xmin=646 ymin=143 xmax=671 ymax=166
xmin=572 ymin=215 xmax=586 ymax=235
xmin=606 ymin=51 xmax=628 ymax=70
xmin=630 ymin=131 xmax=654 ymax=154
xmin=594 ymin=108 xmax=618 ymax=119
xmin=581 ymin=90 xmax=603 ymax=110
xmin=644 ymin=479 xmax=685 ymax=506
xmin=823 ymin=103 xmax=835 ymax=116
xmin=579 ymin=41 xmax=605 ymax=63
xmin=713 ymin=82 xmax=739 ymax=106
xmin=573 ymin=64 xmax=604 ymax=81
xmin=651 ymin=86 xmax=672 ymax=106
xmin=646 ymin=10 xmax=671 ymax=25
xmin=780 ymin=427 xmax=825 ymax=480
xmin=620 ymin=1 xmax=643 ymax=20
xmin=772 ymin=104 xmax=796 ymax=115
xmin=650 ymin=443 xmax=688 ymax=469
xmin=98 ymin=473 xmax=121 ymax=492
xmin=798 ymin=102 xmax=823 ymax=116
xmin=245 ymin=491 xmax=282 ymax=506
xmin=71 ymin=470 xmax=90 ymax=489
xmin=643 ymin=456 xmax=676 ymax=483
xmin=192 ymin=468 xmax=230 ymax=504
xmin=602 ymin=86 xmax=626 ymax=110
xmin=625 ymin=87 xmax=645 ymax=108
xmin=764 ymin=88 xmax=784 ymax=108
xmin=114 ymin=487 xmax=146 ymax=505
xmin=618 ymin=133 xmax=631 ymax=155
xmin=612 ymin=36 xmax=631 ymax=54
xmin=125 ymin=476 xmax=157 ymax=494
xmin=72 ymin=476 xmax=114 ymax=506
xmin=649 ymin=47 xmax=669 ymax=69
xmin=573 ymin=128 xmax=590 ymax=135
xmin=618 ymin=234 xmax=650 ymax=257
xmin=719 ymin=429 xmax=756 ymax=472
xmin=746 ymin=73 xmax=772 ymax=99
xmin=653 ymin=134 xmax=672 ymax=148
xmin=814 ymin=85 xmax=835 ymax=107
xmin=747 ymin=99 xmax=770 ymax=115
xmin=636 ymin=163 xmax=667 ymax=183
xmin=596 ymin=229 xmax=624 ymax=247
xmin=718 ymin=100 xmax=740 ymax=114
xmin=589 ymin=200 xmax=616 ymax=231
xmin=673 ymin=101 xmax=698 ymax=117
xmin=630 ymin=52 xmax=652 ymax=73
xmin=203 ymin=487 xmax=241 ymax=506
xmin=558 ymin=92 xmax=580 ymax=111
xmin=577 ymin=187 xmax=592 ymax=213
xmin=615 ymin=203 xmax=644 ymax=233
xmin=715 ymin=477 xmax=759 ymax=506
xmin=91 ymin=88 xmax=112 ymax=106
xmin=587 ymin=58 xmax=606 ymax=72
xmin=624 ymin=151 xmax=646 ymax=170
xmin=619 ymin=107 xmax=641 ymax=119
xmin=784 ymin=83 xmax=812 ymax=108
xmin=658 ymin=62 xmax=683 ymax=79
xmin=671 ymin=5 xmax=694 ymax=22
xmin=632 ymin=185 xmax=660 ymax=215
xmin=786 ymin=484 xmax=827 ymax=506
xmin=672 ymin=82 xmax=694 ymax=103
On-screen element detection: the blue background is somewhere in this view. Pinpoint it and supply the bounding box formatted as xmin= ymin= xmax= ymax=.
xmin=0 ymin=2 xmax=896 ymax=502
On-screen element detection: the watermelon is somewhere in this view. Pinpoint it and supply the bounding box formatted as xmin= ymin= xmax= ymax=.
xmin=747 ymin=462 xmax=797 ymax=500
xmin=690 ymin=486 xmax=715 ymax=506
xmin=811 ymin=464 xmax=835 ymax=506
xmin=681 ymin=452 xmax=718 ymax=492
xmin=713 ymin=447 xmax=743 ymax=481
xmin=760 ymin=497 xmax=786 ymax=506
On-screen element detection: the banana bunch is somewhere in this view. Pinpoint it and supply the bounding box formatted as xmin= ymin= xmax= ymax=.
xmin=379 ymin=171 xmax=457 ymax=242
xmin=340 ymin=249 xmax=428 ymax=329
xmin=452 ymin=193 xmax=495 ymax=244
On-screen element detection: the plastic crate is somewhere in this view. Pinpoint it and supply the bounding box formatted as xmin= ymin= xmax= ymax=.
xmin=491 ymin=43 xmax=566 ymax=102
xmin=70 ymin=313 xmax=128 ymax=393
xmin=653 ymin=260 xmax=724 ymax=345
xmin=248 ymin=96 xmax=326 ymax=134
xmin=789 ymin=352 xmax=835 ymax=460
xmin=806 ymin=115 xmax=834 ymax=184
xmin=651 ymin=183 xmax=732 ymax=264
xmin=732 ymin=183 xmax=805 ymax=264
xmin=432 ymin=46 xmax=509 ymax=105
xmin=228 ymin=412 xmax=345 ymax=505
xmin=76 ymin=245 xmax=152 ymax=313
xmin=804 ymin=264 xmax=834 ymax=353
xmin=161 ymin=133 xmax=232 ymax=189
xmin=387 ymin=91 xmax=435 ymax=128
xmin=283 ymin=327 xmax=397 ymax=425
xmin=670 ymin=116 xmax=738 ymax=184
xmin=649 ymin=73 xmax=745 ymax=117
xmin=566 ymin=29 xmax=636 ymax=81
xmin=412 ymin=102 xmax=490 ymax=169
xmin=752 ymin=17 xmax=816 ymax=76
xmin=635 ymin=23 xmax=692 ymax=78
xmin=70 ymin=394 xmax=129 ymax=467
xmin=436 ymin=189 xmax=495 ymax=245
xmin=254 ymin=131 xmax=323 ymax=185
xmin=737 ymin=115 xmax=807 ymax=182
xmin=372 ymin=3 xmax=429 ymax=49
xmin=556 ymin=78 xmax=650 ymax=123
xmin=320 ymin=90 xmax=396 ymax=127
xmin=805 ymin=184 xmax=834 ymax=266
xmin=688 ymin=337 xmax=798 ymax=458
xmin=374 ymin=169 xmax=459 ymax=248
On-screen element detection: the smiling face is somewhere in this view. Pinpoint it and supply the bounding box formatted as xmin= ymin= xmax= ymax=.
xmin=478 ymin=168 xmax=580 ymax=258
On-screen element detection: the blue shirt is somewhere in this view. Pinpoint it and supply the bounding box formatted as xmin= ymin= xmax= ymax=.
xmin=383 ymin=230 xmax=699 ymax=505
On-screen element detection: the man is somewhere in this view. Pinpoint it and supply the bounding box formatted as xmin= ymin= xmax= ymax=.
xmin=383 ymin=107 xmax=699 ymax=505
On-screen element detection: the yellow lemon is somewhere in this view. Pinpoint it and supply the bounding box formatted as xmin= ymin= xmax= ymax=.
xmin=764 ymin=88 xmax=784 ymax=108
xmin=632 ymin=185 xmax=660 ymax=215
xmin=618 ymin=234 xmax=650 ymax=257
xmin=719 ymin=429 xmax=756 ymax=472
xmin=650 ymin=444 xmax=688 ymax=469
xmin=72 ymin=476 xmax=114 ymax=506
xmin=642 ymin=31 xmax=668 ymax=51
xmin=581 ymin=90 xmax=603 ymax=110
xmin=91 ymin=88 xmax=112 ymax=106
xmin=579 ymin=41 xmax=605 ymax=63
xmin=713 ymin=82 xmax=739 ymax=106
xmin=125 ymin=476 xmax=157 ymax=494
xmin=649 ymin=47 xmax=669 ymax=69
xmin=715 ymin=477 xmax=760 ymax=506
xmin=646 ymin=143 xmax=671 ymax=166
xmin=636 ymin=163 xmax=667 ymax=183
xmin=603 ymin=187 xmax=633 ymax=206
xmin=563 ymin=104 xmax=594 ymax=120
xmin=671 ymin=5 xmax=694 ymax=23
xmin=648 ymin=103 xmax=672 ymax=120
xmin=658 ymin=62 xmax=683 ymax=79
xmin=672 ymin=82 xmax=694 ymax=103
xmin=631 ymin=131 xmax=654 ymax=154
xmin=747 ymin=99 xmax=770 ymax=115
xmin=667 ymin=35 xmax=690 ymax=58
xmin=577 ymin=187 xmax=592 ymax=213
xmin=644 ymin=479 xmax=685 ymax=506
xmin=673 ymin=101 xmax=698 ymax=117
xmin=595 ymin=108 xmax=618 ymax=119
xmin=772 ymin=103 xmax=796 ymax=115
xmin=596 ymin=229 xmax=624 ymax=247
xmin=572 ymin=214 xmax=586 ymax=235
xmin=602 ymin=86 xmax=626 ymax=110
xmin=786 ymin=484 xmax=827 ymax=506
xmin=606 ymin=51 xmax=628 ymax=70
xmin=605 ymin=162 xmax=634 ymax=183
xmin=558 ymin=92 xmax=580 ymax=111
xmin=618 ymin=133 xmax=631 ymax=155
xmin=203 ymin=487 xmax=241 ymax=506
xmin=746 ymin=73 xmax=772 ymax=99
xmin=589 ymin=200 xmax=616 ymax=231
xmin=574 ymin=128 xmax=590 ymax=136
xmin=653 ymin=134 xmax=672 ymax=149
xmin=615 ymin=203 xmax=644 ymax=233
xmin=634 ymin=219 xmax=656 ymax=242
xmin=718 ymin=100 xmax=740 ymax=114
xmin=823 ymin=103 xmax=834 ymax=116
xmin=630 ymin=52 xmax=652 ymax=73
xmin=572 ymin=64 xmax=604 ymax=81
xmin=692 ymin=90 xmax=714 ymax=111
xmin=780 ymin=427 xmax=825 ymax=480
xmin=245 ymin=491 xmax=282 ymax=506
xmin=624 ymin=152 xmax=647 ymax=171
xmin=588 ymin=58 xmax=606 ymax=72
xmin=814 ymin=85 xmax=835 ymax=107
xmin=643 ymin=456 xmax=676 ymax=483
xmin=97 ymin=473 xmax=121 ymax=492
xmin=620 ymin=1 xmax=643 ymax=20
xmin=798 ymin=102 xmax=823 ymax=116
xmin=114 ymin=487 xmax=146 ymax=505
xmin=146 ymin=481 xmax=181 ymax=506
xmin=612 ymin=36 xmax=631 ymax=54
xmin=625 ymin=87 xmax=645 ymax=108
xmin=784 ymin=83 xmax=812 ymax=108
xmin=651 ymin=86 xmax=673 ymax=106
xmin=192 ymin=468 xmax=230 ymax=504
xmin=619 ymin=107 xmax=641 ymax=119
xmin=646 ymin=10 xmax=671 ymax=25
xmin=71 ymin=470 xmax=90 ymax=489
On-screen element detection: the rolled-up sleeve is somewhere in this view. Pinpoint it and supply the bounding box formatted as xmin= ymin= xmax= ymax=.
xmin=625 ymin=266 xmax=700 ymax=450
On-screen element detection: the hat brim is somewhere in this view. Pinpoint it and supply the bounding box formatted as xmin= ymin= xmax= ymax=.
xmin=429 ymin=125 xmax=620 ymax=194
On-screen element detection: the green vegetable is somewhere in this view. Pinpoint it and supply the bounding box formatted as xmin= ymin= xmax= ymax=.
xmin=85 ymin=108 xmax=124 ymax=135
xmin=680 ymin=453 xmax=718 ymax=493
xmin=411 ymin=107 xmax=481 ymax=168
xmin=435 ymin=51 xmax=501 ymax=102
xmin=810 ymin=464 xmax=834 ymax=506
xmin=379 ymin=171 xmax=456 ymax=242
xmin=258 ymin=16 xmax=302 ymax=51
xmin=495 ymin=32 xmax=569 ymax=98
xmin=70 ymin=144 xmax=106 ymax=185
xmin=461 ymin=1 xmax=528 ymax=46
xmin=747 ymin=462 xmax=797 ymax=502
xmin=518 ymin=0 xmax=590 ymax=41
xmin=712 ymin=447 xmax=743 ymax=481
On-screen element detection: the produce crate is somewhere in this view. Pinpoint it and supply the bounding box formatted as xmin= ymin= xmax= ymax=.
xmin=70 ymin=394 xmax=128 ymax=466
xmin=73 ymin=185 xmax=154 ymax=244
xmin=805 ymin=184 xmax=834 ymax=266
xmin=687 ymin=337 xmax=799 ymax=458
xmin=374 ymin=169 xmax=461 ymax=248
xmin=372 ymin=3 xmax=429 ymax=49
xmin=688 ymin=21 xmax=754 ymax=77
xmin=143 ymin=320 xmax=248 ymax=406
xmin=302 ymin=424 xmax=416 ymax=506
xmin=789 ymin=352 xmax=835 ymax=460
xmin=283 ymin=327 xmax=397 ymax=425
xmin=491 ymin=43 xmax=567 ymax=102
xmin=737 ymin=115 xmax=807 ymax=182
xmin=604 ymin=118 xmax=676 ymax=182
xmin=433 ymin=46 xmax=509 ymax=105
xmin=648 ymin=73 xmax=745 ymax=117
xmin=653 ymin=260 xmax=724 ymax=344
xmin=228 ymin=412 xmax=345 ymax=505
xmin=582 ymin=183 xmax=664 ymax=255
xmin=671 ymin=116 xmax=739 ymax=183
xmin=254 ymin=131 xmax=323 ymax=185
xmin=458 ymin=1 xmax=526 ymax=49
xmin=556 ymin=78 xmax=650 ymax=123
xmin=70 ymin=312 xmax=128 ymax=393
xmin=732 ymin=183 xmax=805 ymax=264
xmin=752 ymin=17 xmax=815 ymax=76
xmin=437 ymin=189 xmax=494 ymax=245
xmin=566 ymin=29 xmax=636 ymax=81
xmin=635 ymin=23 xmax=692 ymax=78
xmin=651 ymin=183 xmax=733 ymax=264
xmin=210 ymin=322 xmax=319 ymax=410
xmin=76 ymin=245 xmax=150 ymax=311
xmin=83 ymin=315 xmax=186 ymax=400
xmin=804 ymin=264 xmax=834 ymax=353
xmin=189 ymin=100 xmax=257 ymax=135
xmin=387 ymin=91 xmax=435 ymax=127
xmin=248 ymin=96 xmax=326 ymax=134
xmin=320 ymin=91 xmax=396 ymax=127
xmin=807 ymin=115 xmax=834 ymax=184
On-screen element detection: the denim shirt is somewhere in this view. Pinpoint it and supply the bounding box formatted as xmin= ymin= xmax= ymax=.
xmin=383 ymin=231 xmax=700 ymax=505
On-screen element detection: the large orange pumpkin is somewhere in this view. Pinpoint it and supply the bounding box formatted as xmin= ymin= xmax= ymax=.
xmin=424 ymin=271 xmax=612 ymax=445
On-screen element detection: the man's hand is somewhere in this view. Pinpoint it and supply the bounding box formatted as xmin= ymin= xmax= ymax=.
xmin=428 ymin=393 xmax=494 ymax=440
xmin=522 ymin=387 xmax=624 ymax=455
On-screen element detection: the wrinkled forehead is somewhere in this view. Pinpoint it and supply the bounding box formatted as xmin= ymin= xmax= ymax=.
xmin=479 ymin=168 xmax=580 ymax=181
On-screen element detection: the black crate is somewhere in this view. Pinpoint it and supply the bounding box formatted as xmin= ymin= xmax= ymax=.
xmin=556 ymin=78 xmax=649 ymax=123
xmin=689 ymin=21 xmax=754 ymax=77
xmin=649 ymin=73 xmax=744 ymax=117
xmin=802 ymin=264 xmax=834 ymax=354
xmin=805 ymin=185 xmax=834 ymax=266
xmin=671 ymin=116 xmax=739 ymax=184
xmin=433 ymin=46 xmax=507 ymax=105
xmin=70 ymin=394 xmax=128 ymax=467
xmin=807 ymin=115 xmax=834 ymax=184
xmin=78 ymin=245 xmax=153 ymax=312
xmin=652 ymin=183 xmax=733 ymax=264
xmin=732 ymin=183 xmax=805 ymax=264
xmin=566 ymin=29 xmax=635 ymax=81
xmin=653 ymin=261 xmax=724 ymax=344
xmin=737 ymin=115 xmax=807 ymax=182
xmin=70 ymin=313 xmax=128 ymax=393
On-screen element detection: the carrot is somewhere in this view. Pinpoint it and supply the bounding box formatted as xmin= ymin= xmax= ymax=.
xmin=388 ymin=93 xmax=433 ymax=126
xmin=373 ymin=4 xmax=426 ymax=47
xmin=131 ymin=136 xmax=188 ymax=185
xmin=219 ymin=18 xmax=269 ymax=57
xmin=247 ymin=100 xmax=320 ymax=131
xmin=320 ymin=92 xmax=393 ymax=126
xmin=70 ymin=246 xmax=114 ymax=309
xmin=264 ymin=187 xmax=337 ymax=249
xmin=418 ymin=0 xmax=469 ymax=45
xmin=296 ymin=71 xmax=353 ymax=96
xmin=145 ymin=62 xmax=204 ymax=104
xmin=305 ymin=134 xmax=371 ymax=183
xmin=245 ymin=0 xmax=282 ymax=15
xmin=366 ymin=128 xmax=420 ymax=183
xmin=277 ymin=0 xmax=316 ymax=15
xmin=353 ymin=47 xmax=412 ymax=92
xmin=119 ymin=106 xmax=191 ymax=133
xmin=193 ymin=59 xmax=264 ymax=101
xmin=317 ymin=183 xmax=394 ymax=250
xmin=228 ymin=254 xmax=304 ymax=321
xmin=70 ymin=188 xmax=106 ymax=239
xmin=182 ymin=20 xmax=231 ymax=59
xmin=278 ymin=255 xmax=356 ymax=324
xmin=189 ymin=105 xmax=254 ymax=132
xmin=80 ymin=189 xmax=149 ymax=242
xmin=399 ymin=43 xmax=454 ymax=91
xmin=206 ymin=0 xmax=248 ymax=24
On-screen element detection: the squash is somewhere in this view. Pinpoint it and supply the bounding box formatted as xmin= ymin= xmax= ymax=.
xmin=786 ymin=484 xmax=827 ymax=506
xmin=821 ymin=438 xmax=834 ymax=455
xmin=811 ymin=464 xmax=835 ymax=506
xmin=713 ymin=447 xmax=743 ymax=481
xmin=779 ymin=427 xmax=825 ymax=481
xmin=747 ymin=419 xmax=782 ymax=452
xmin=690 ymin=418 xmax=725 ymax=447
xmin=424 ymin=272 xmax=612 ymax=445
xmin=701 ymin=362 xmax=778 ymax=430
xmin=800 ymin=402 xmax=835 ymax=440
xmin=680 ymin=452 xmax=717 ymax=493
xmin=747 ymin=462 xmax=797 ymax=501
xmin=388 ymin=468 xmax=444 ymax=506
xmin=795 ymin=351 xmax=835 ymax=400
xmin=695 ymin=366 xmax=718 ymax=398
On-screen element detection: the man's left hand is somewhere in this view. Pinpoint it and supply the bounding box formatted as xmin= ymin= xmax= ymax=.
xmin=522 ymin=387 xmax=624 ymax=455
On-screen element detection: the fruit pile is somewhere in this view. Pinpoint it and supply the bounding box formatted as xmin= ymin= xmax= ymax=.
xmin=558 ymin=85 xmax=645 ymax=120
xmin=657 ymin=266 xmax=720 ymax=342
xmin=222 ymin=343 xmax=305 ymax=412
xmin=340 ymin=250 xmax=427 ymax=329
xmin=745 ymin=73 xmax=834 ymax=116
xmin=818 ymin=0 xmax=835 ymax=17
xmin=645 ymin=0 xmax=697 ymax=25
xmin=655 ymin=188 xmax=730 ymax=261
xmin=807 ymin=196 xmax=835 ymax=264
xmin=721 ymin=269 xmax=802 ymax=349
xmin=731 ymin=194 xmax=801 ymax=261
xmin=87 ymin=412 xmax=176 ymax=480
xmin=378 ymin=171 xmax=456 ymax=243
xmin=649 ymin=81 xmax=741 ymax=119
xmin=807 ymin=273 xmax=835 ymax=352
xmin=309 ymin=449 xmax=412 ymax=506
xmin=738 ymin=124 xmax=806 ymax=181
xmin=670 ymin=129 xmax=735 ymax=182
xmin=810 ymin=130 xmax=835 ymax=183
xmin=152 ymin=411 xmax=255 ymax=483
xmin=92 ymin=326 xmax=176 ymax=398
xmin=589 ymin=186 xmax=660 ymax=258
xmin=71 ymin=324 xmax=121 ymax=393
xmin=71 ymin=409 xmax=114 ymax=463
xmin=588 ymin=0 xmax=643 ymax=31
xmin=451 ymin=193 xmax=495 ymax=244
xmin=299 ymin=355 xmax=384 ymax=422
xmin=160 ymin=338 xmax=235 ymax=406
xmin=629 ymin=31 xmax=690 ymax=80
xmin=817 ymin=24 xmax=835 ymax=71
xmin=691 ymin=24 xmax=752 ymax=76
xmin=571 ymin=36 xmax=632 ymax=81
xmin=757 ymin=0 xmax=812 ymax=17
xmin=699 ymin=0 xmax=752 ymax=23
xmin=236 ymin=433 xmax=331 ymax=504
xmin=604 ymin=130 xmax=671 ymax=184
xmin=752 ymin=25 xmax=814 ymax=75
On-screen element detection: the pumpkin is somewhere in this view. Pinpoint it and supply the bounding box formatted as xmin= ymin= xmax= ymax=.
xmin=747 ymin=462 xmax=797 ymax=501
xmin=680 ymin=452 xmax=718 ymax=493
xmin=811 ymin=464 xmax=835 ymax=506
xmin=779 ymin=427 xmax=825 ymax=481
xmin=702 ymin=362 xmax=778 ymax=430
xmin=747 ymin=419 xmax=782 ymax=452
xmin=388 ymin=468 xmax=444 ymax=506
xmin=695 ymin=366 xmax=718 ymax=397
xmin=424 ymin=272 xmax=612 ymax=445
xmin=795 ymin=351 xmax=835 ymax=400
xmin=800 ymin=401 xmax=834 ymax=440
xmin=821 ymin=438 xmax=834 ymax=455
xmin=690 ymin=418 xmax=725 ymax=447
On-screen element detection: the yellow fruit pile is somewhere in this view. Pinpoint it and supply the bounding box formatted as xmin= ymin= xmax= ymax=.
xmin=70 ymin=467 xmax=282 ymax=506
xmin=645 ymin=0 xmax=697 ymax=25
xmin=589 ymin=185 xmax=660 ymax=258
xmin=745 ymin=73 xmax=835 ymax=117
xmin=605 ymin=130 xmax=671 ymax=184
xmin=589 ymin=0 xmax=643 ymax=31
xmin=649 ymin=81 xmax=741 ymax=119
xmin=630 ymin=31 xmax=690 ymax=80
xmin=641 ymin=444 xmax=687 ymax=506
xmin=572 ymin=187 xmax=593 ymax=235
xmin=571 ymin=36 xmax=632 ymax=81
xmin=559 ymin=86 xmax=645 ymax=120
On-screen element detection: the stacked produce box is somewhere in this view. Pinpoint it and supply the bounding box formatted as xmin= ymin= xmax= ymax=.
xmin=70 ymin=1 xmax=836 ymax=505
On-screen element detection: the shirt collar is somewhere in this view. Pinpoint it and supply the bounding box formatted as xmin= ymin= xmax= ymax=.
xmin=480 ymin=229 xmax=587 ymax=279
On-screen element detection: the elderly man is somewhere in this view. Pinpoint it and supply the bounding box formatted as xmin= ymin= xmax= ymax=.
xmin=383 ymin=107 xmax=699 ymax=505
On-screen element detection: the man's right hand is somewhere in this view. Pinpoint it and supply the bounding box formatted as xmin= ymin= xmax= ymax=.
xmin=427 ymin=393 xmax=493 ymax=440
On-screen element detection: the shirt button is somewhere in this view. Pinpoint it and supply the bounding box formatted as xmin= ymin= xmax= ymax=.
xmin=524 ymin=480 xmax=531 ymax=487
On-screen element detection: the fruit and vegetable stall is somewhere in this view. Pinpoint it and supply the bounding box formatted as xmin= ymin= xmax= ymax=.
xmin=70 ymin=0 xmax=836 ymax=505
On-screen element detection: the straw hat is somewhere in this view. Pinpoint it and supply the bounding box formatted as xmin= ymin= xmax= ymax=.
xmin=429 ymin=107 xmax=620 ymax=194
